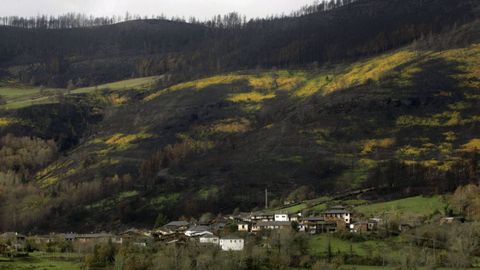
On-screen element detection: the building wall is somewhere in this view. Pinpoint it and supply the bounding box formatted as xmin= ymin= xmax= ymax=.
xmin=220 ymin=239 xmax=244 ymax=251
xmin=238 ymin=224 xmax=249 ymax=231
xmin=274 ymin=214 xmax=289 ymax=222
xmin=200 ymin=237 xmax=219 ymax=244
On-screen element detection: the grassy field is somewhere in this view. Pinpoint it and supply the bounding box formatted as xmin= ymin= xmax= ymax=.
xmin=355 ymin=196 xmax=447 ymax=217
xmin=309 ymin=234 xmax=389 ymax=257
xmin=0 ymin=252 xmax=82 ymax=270
xmin=0 ymin=76 xmax=161 ymax=110
xmin=0 ymin=83 xmax=61 ymax=109
xmin=269 ymin=196 xmax=332 ymax=214
xmin=73 ymin=76 xmax=161 ymax=93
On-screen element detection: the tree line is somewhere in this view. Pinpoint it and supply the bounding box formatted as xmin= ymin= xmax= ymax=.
xmin=0 ymin=0 xmax=475 ymax=88
xmin=0 ymin=0 xmax=358 ymax=30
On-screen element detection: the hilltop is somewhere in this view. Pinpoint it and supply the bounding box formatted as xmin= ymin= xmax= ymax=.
xmin=0 ymin=0 xmax=476 ymax=87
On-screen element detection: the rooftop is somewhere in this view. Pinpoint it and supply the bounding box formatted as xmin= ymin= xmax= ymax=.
xmin=324 ymin=209 xmax=350 ymax=214
xmin=77 ymin=233 xmax=113 ymax=238
xmin=255 ymin=221 xmax=292 ymax=227
xmin=165 ymin=221 xmax=190 ymax=227
xmin=200 ymin=234 xmax=219 ymax=239
xmin=186 ymin=225 xmax=211 ymax=232
xmin=300 ymin=217 xmax=325 ymax=222
xmin=221 ymin=236 xmax=243 ymax=240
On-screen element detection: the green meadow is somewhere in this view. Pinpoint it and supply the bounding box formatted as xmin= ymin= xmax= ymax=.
xmin=0 ymin=252 xmax=82 ymax=270
xmin=355 ymin=196 xmax=447 ymax=217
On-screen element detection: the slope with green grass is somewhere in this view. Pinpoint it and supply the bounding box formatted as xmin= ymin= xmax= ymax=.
xmin=355 ymin=196 xmax=447 ymax=217
xmin=0 ymin=76 xmax=161 ymax=110
xmin=0 ymin=252 xmax=82 ymax=270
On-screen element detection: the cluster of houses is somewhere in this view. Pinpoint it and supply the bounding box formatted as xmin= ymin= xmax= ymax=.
xmin=155 ymin=221 xmax=244 ymax=251
xmin=232 ymin=205 xmax=381 ymax=235
xmin=0 ymin=205 xmax=385 ymax=255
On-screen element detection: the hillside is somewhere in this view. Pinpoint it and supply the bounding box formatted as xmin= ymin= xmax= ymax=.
xmin=0 ymin=17 xmax=478 ymax=232
xmin=0 ymin=0 xmax=479 ymax=232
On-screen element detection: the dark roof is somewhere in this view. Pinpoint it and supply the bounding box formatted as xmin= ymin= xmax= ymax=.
xmin=221 ymin=236 xmax=243 ymax=240
xmin=301 ymin=217 xmax=325 ymax=222
xmin=63 ymin=233 xmax=77 ymax=239
xmin=324 ymin=209 xmax=350 ymax=214
xmin=251 ymin=211 xmax=274 ymax=215
xmin=255 ymin=221 xmax=292 ymax=227
xmin=186 ymin=225 xmax=211 ymax=232
xmin=165 ymin=221 xmax=190 ymax=227
xmin=200 ymin=234 xmax=219 ymax=238
xmin=77 ymin=233 xmax=112 ymax=238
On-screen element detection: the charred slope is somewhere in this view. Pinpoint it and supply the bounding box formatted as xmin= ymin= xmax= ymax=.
xmin=0 ymin=0 xmax=477 ymax=87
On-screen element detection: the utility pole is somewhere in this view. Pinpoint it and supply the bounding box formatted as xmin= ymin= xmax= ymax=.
xmin=265 ymin=188 xmax=268 ymax=209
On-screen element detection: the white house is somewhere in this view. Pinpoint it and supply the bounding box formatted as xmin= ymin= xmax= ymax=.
xmin=220 ymin=237 xmax=244 ymax=251
xmin=274 ymin=214 xmax=289 ymax=222
xmin=199 ymin=235 xmax=219 ymax=244
xmin=251 ymin=221 xmax=292 ymax=232
xmin=250 ymin=212 xmax=274 ymax=222
xmin=237 ymin=223 xmax=249 ymax=232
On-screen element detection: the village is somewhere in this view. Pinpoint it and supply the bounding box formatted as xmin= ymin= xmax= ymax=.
xmin=0 ymin=191 xmax=475 ymax=270
xmin=0 ymin=205 xmax=363 ymax=253
xmin=0 ymin=204 xmax=412 ymax=255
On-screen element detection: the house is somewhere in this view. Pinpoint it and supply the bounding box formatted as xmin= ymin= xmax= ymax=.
xmin=250 ymin=212 xmax=274 ymax=222
xmin=76 ymin=233 xmax=113 ymax=243
xmin=230 ymin=212 xmax=252 ymax=223
xmin=298 ymin=217 xmax=337 ymax=234
xmin=0 ymin=232 xmax=27 ymax=250
xmin=220 ymin=237 xmax=244 ymax=251
xmin=440 ymin=216 xmax=465 ymax=225
xmin=31 ymin=234 xmax=57 ymax=244
xmin=289 ymin=213 xmax=300 ymax=222
xmin=251 ymin=221 xmax=292 ymax=232
xmin=165 ymin=221 xmax=190 ymax=230
xmin=199 ymin=235 xmax=220 ymax=245
xmin=283 ymin=200 xmax=296 ymax=206
xmin=157 ymin=221 xmax=190 ymax=235
xmin=131 ymin=236 xmax=154 ymax=247
xmin=211 ymin=222 xmax=227 ymax=233
xmin=185 ymin=225 xmax=213 ymax=237
xmin=63 ymin=233 xmax=77 ymax=241
xmin=117 ymin=229 xmax=153 ymax=245
xmin=274 ymin=213 xmax=289 ymax=222
xmin=237 ymin=223 xmax=250 ymax=232
xmin=367 ymin=219 xmax=382 ymax=231
xmin=370 ymin=217 xmax=383 ymax=224
xmin=323 ymin=206 xmax=351 ymax=224
xmin=0 ymin=232 xmax=26 ymax=242
xmin=349 ymin=222 xmax=369 ymax=233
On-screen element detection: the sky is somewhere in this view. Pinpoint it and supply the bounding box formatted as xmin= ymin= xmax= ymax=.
xmin=0 ymin=0 xmax=315 ymax=19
